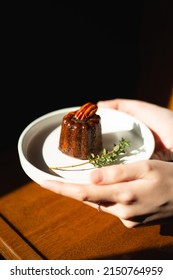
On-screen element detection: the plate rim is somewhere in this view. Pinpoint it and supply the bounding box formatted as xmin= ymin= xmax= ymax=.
xmin=18 ymin=106 xmax=155 ymax=185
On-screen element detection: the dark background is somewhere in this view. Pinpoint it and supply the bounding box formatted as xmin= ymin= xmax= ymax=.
xmin=1 ymin=1 xmax=173 ymax=156
xmin=2 ymin=2 xmax=142 ymax=153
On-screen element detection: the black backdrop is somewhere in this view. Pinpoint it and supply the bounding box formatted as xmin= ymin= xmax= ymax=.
xmin=1 ymin=2 xmax=144 ymax=153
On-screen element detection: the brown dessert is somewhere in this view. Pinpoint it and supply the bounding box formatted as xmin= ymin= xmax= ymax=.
xmin=59 ymin=102 xmax=103 ymax=159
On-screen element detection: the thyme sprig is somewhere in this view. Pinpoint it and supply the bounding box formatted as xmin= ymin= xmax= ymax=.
xmin=88 ymin=138 xmax=130 ymax=167
xmin=49 ymin=138 xmax=130 ymax=170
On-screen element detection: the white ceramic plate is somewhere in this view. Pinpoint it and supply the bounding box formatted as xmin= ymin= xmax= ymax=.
xmin=18 ymin=106 xmax=155 ymax=185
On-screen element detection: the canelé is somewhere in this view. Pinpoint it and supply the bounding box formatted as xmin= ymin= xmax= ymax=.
xmin=59 ymin=102 xmax=103 ymax=159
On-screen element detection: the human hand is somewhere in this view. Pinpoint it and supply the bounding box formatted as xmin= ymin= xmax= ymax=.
xmin=97 ymin=99 xmax=173 ymax=161
xmin=41 ymin=99 xmax=173 ymax=228
xmin=42 ymin=160 xmax=173 ymax=228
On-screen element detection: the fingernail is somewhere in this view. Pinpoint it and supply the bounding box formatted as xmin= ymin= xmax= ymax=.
xmin=91 ymin=169 xmax=103 ymax=183
xmin=41 ymin=180 xmax=52 ymax=188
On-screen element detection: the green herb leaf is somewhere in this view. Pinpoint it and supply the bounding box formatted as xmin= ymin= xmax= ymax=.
xmin=88 ymin=138 xmax=130 ymax=167
xmin=49 ymin=138 xmax=130 ymax=170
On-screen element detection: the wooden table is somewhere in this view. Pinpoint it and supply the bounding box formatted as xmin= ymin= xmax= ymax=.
xmin=0 ymin=181 xmax=173 ymax=260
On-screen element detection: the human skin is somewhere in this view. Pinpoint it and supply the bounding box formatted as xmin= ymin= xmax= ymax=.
xmin=41 ymin=99 xmax=173 ymax=228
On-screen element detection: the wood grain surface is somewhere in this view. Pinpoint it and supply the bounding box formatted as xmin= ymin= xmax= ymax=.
xmin=0 ymin=182 xmax=173 ymax=260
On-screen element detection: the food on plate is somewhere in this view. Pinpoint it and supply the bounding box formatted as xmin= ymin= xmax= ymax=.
xmin=58 ymin=102 xmax=103 ymax=159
